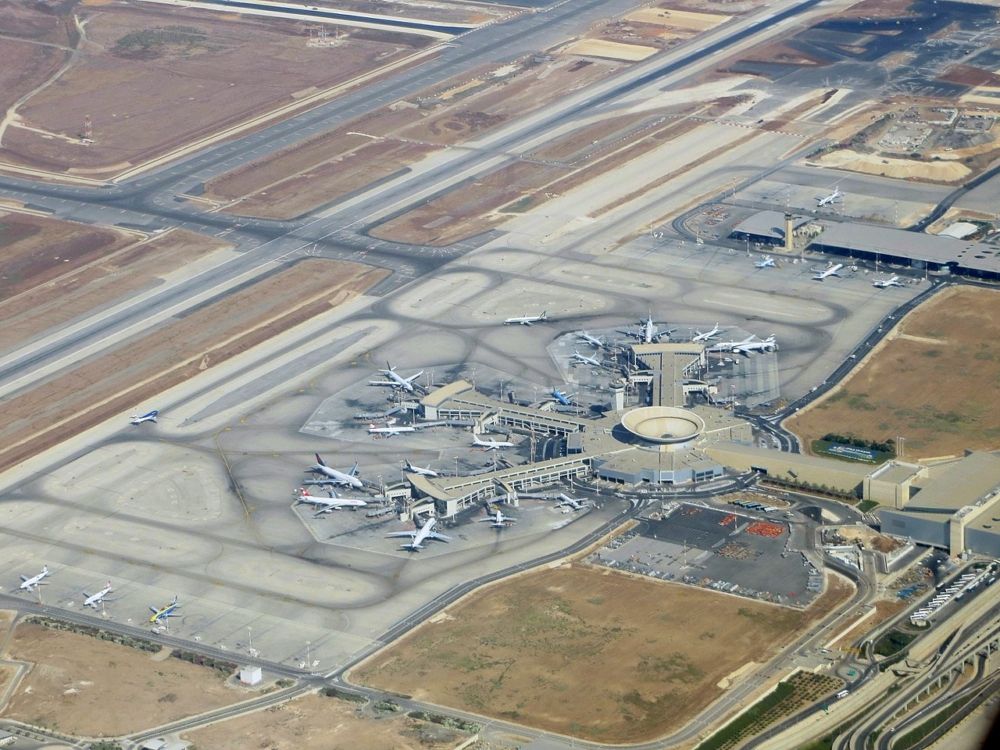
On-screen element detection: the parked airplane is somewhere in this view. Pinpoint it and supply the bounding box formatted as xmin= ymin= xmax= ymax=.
xmin=18 ymin=566 xmax=50 ymax=592
xmin=551 ymin=388 xmax=576 ymax=406
xmin=812 ymin=263 xmax=844 ymax=281
xmin=404 ymin=459 xmax=438 ymax=477
xmin=83 ymin=581 xmax=114 ymax=609
xmin=557 ymin=496 xmax=588 ymax=511
xmin=368 ymin=424 xmax=416 ymax=436
xmin=572 ymin=350 xmax=601 ymax=367
xmin=710 ymin=335 xmax=778 ymax=356
xmin=473 ymin=434 xmax=514 ymax=451
xmin=369 ymin=362 xmax=423 ymax=393
xmin=816 ymin=186 xmax=844 ymax=207
xmin=504 ymin=310 xmax=548 ymax=326
xmin=577 ymin=331 xmax=604 ymax=348
xmin=130 ymin=410 xmax=159 ymax=425
xmin=306 ymin=454 xmax=364 ymax=489
xmin=692 ymin=323 xmax=723 ymax=342
xmin=482 ymin=506 xmax=517 ymax=528
xmin=873 ymin=274 xmax=903 ymax=288
xmin=294 ymin=487 xmax=367 ymax=515
xmin=149 ymin=595 xmax=181 ymax=624
xmin=386 ymin=517 xmax=451 ymax=551
xmin=754 ymin=255 xmax=776 ymax=269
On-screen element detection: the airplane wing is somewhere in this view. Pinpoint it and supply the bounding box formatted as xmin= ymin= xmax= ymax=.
xmin=19 ymin=575 xmax=28 ymax=582
xmin=385 ymin=531 xmax=417 ymax=539
xmin=428 ymin=532 xmax=452 ymax=542
xmin=368 ymin=380 xmax=397 ymax=387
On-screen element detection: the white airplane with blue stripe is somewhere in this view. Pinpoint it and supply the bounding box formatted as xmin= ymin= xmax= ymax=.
xmin=130 ymin=410 xmax=159 ymax=425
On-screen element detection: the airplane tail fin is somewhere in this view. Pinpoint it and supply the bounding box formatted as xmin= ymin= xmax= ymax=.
xmin=42 ymin=565 xmax=48 ymax=574
xmin=171 ymin=595 xmax=179 ymax=606
xmin=541 ymin=310 xmax=548 ymax=319
xmin=149 ymin=410 xmax=159 ymax=422
xmin=315 ymin=453 xmax=326 ymax=467
xmin=350 ymin=461 xmax=359 ymax=477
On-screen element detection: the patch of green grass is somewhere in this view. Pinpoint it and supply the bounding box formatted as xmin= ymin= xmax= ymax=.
xmin=874 ymin=628 xmax=917 ymax=658
xmin=112 ymin=26 xmax=207 ymax=59
xmin=857 ymin=500 xmax=879 ymax=513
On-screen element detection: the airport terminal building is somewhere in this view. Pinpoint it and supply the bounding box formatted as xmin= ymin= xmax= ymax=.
xmin=731 ymin=211 xmax=1000 ymax=281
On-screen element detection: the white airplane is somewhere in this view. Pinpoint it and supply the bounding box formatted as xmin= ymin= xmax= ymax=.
xmin=625 ymin=313 xmax=673 ymax=344
xmin=473 ymin=434 xmax=514 ymax=451
xmin=710 ymin=335 xmax=778 ymax=356
xmin=130 ymin=410 xmax=158 ymax=425
xmin=404 ymin=459 xmax=438 ymax=477
xmin=369 ymin=362 xmax=423 ymax=393
xmin=692 ymin=323 xmax=723 ymax=342
xmin=812 ymin=263 xmax=844 ymax=281
xmin=149 ymin=595 xmax=181 ymax=625
xmin=504 ymin=310 xmax=548 ymax=326
xmin=368 ymin=423 xmax=416 ymax=436
xmin=816 ymin=186 xmax=844 ymax=206
xmin=577 ymin=331 xmax=604 ymax=348
xmin=306 ymin=454 xmax=364 ymax=490
xmin=873 ymin=275 xmax=903 ymax=288
xmin=572 ymin=350 xmax=601 ymax=367
xmin=294 ymin=487 xmax=367 ymax=515
xmin=754 ymin=255 xmax=776 ymax=269
xmin=482 ymin=506 xmax=517 ymax=528
xmin=83 ymin=581 xmax=113 ymax=609
xmin=18 ymin=566 xmax=50 ymax=592
xmin=386 ymin=516 xmax=451 ymax=551
xmin=557 ymin=496 xmax=588 ymax=511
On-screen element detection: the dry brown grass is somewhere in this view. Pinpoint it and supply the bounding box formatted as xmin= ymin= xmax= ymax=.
xmin=353 ymin=564 xmax=849 ymax=743
xmin=1 ymin=623 xmax=241 ymax=736
xmin=786 ymin=286 xmax=1000 ymax=458
xmin=183 ymin=693 xmax=464 ymax=750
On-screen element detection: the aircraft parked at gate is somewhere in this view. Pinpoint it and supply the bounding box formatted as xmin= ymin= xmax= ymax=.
xmin=873 ymin=275 xmax=903 ymax=288
xmin=386 ymin=517 xmax=451 ymax=551
xmin=557 ymin=496 xmax=588 ymax=511
xmin=404 ymin=460 xmax=438 ymax=477
xmin=369 ymin=362 xmax=423 ymax=393
xmin=130 ymin=410 xmax=159 ymax=425
xmin=473 ymin=434 xmax=514 ymax=451
xmin=18 ymin=566 xmax=49 ymax=592
xmin=710 ymin=335 xmax=778 ymax=356
xmin=504 ymin=311 xmax=548 ymax=326
xmin=482 ymin=506 xmax=517 ymax=528
xmin=551 ymin=388 xmax=576 ymax=406
xmin=692 ymin=323 xmax=724 ymax=342
xmin=623 ymin=314 xmax=673 ymax=344
xmin=294 ymin=488 xmax=367 ymax=515
xmin=149 ymin=596 xmax=180 ymax=624
xmin=812 ymin=263 xmax=844 ymax=281
xmin=369 ymin=424 xmax=416 ymax=436
xmin=306 ymin=454 xmax=364 ymax=489
xmin=577 ymin=331 xmax=604 ymax=348
xmin=83 ymin=581 xmax=114 ymax=609
xmin=572 ymin=350 xmax=601 ymax=367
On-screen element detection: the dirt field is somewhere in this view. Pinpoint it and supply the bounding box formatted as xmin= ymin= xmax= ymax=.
xmin=1 ymin=1 xmax=426 ymax=177
xmin=811 ymin=149 xmax=971 ymax=183
xmin=353 ymin=563 xmax=850 ymax=743
xmin=183 ymin=693 xmax=465 ymax=750
xmin=0 ymin=209 xmax=136 ymax=302
xmin=1 ymin=623 xmax=241 ymax=735
xmin=204 ymin=54 xmax=623 ymax=218
xmin=786 ymin=286 xmax=1000 ymax=458
xmin=0 ymin=227 xmax=231 ymax=351
xmin=561 ymin=39 xmax=659 ymax=61
xmin=0 ymin=258 xmax=387 ymax=472
xmin=626 ymin=7 xmax=729 ymax=31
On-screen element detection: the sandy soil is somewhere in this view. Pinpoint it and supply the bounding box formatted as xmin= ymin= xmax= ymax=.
xmin=811 ymin=149 xmax=971 ymax=183
xmin=353 ymin=563 xmax=850 ymax=743
xmin=0 ymin=210 xmax=135 ymax=302
xmin=304 ymin=0 xmax=513 ymax=24
xmin=0 ymin=226 xmax=230 ymax=350
xmin=0 ymin=610 xmax=13 ymax=644
xmin=1 ymin=2 xmax=425 ymax=176
xmin=626 ymin=8 xmax=729 ymax=31
xmin=786 ymin=286 xmax=1000 ymax=458
xmin=204 ymin=54 xmax=623 ymax=218
xmin=183 ymin=693 xmax=465 ymax=750
xmin=562 ymin=38 xmax=659 ymax=62
xmin=0 ymin=259 xmax=388 ymax=472
xmin=1 ymin=623 xmax=241 ymax=736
